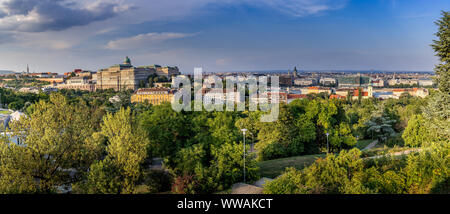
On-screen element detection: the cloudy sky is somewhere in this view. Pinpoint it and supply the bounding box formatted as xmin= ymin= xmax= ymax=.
xmin=0 ymin=0 xmax=448 ymax=74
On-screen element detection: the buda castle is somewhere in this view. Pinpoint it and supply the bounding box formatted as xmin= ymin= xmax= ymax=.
xmin=58 ymin=57 xmax=180 ymax=91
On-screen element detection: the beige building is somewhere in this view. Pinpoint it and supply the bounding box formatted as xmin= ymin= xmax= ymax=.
xmin=131 ymin=88 xmax=175 ymax=105
xmin=57 ymin=76 xmax=96 ymax=92
xmin=95 ymin=57 xmax=180 ymax=91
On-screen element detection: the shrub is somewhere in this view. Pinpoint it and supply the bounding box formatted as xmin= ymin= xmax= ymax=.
xmin=171 ymin=174 xmax=198 ymax=194
xmin=144 ymin=170 xmax=173 ymax=193
xmin=385 ymin=134 xmax=405 ymax=147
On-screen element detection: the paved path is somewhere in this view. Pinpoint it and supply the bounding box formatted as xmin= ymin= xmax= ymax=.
xmin=365 ymin=148 xmax=422 ymax=160
xmin=362 ymin=140 xmax=378 ymax=151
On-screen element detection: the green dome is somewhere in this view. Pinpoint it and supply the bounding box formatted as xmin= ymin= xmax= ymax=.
xmin=124 ymin=56 xmax=131 ymax=65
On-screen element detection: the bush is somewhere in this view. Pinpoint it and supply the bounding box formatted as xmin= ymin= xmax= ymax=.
xmin=171 ymin=174 xmax=198 ymax=194
xmin=144 ymin=170 xmax=173 ymax=193
xmin=263 ymin=168 xmax=308 ymax=194
xmin=264 ymin=149 xmax=372 ymax=194
xmin=402 ymin=114 xmax=429 ymax=147
xmin=405 ymin=142 xmax=449 ymax=194
xmin=385 ymin=134 xmax=404 ymax=147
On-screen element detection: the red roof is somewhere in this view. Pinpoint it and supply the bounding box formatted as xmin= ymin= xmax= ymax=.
xmin=288 ymin=94 xmax=307 ymax=99
xmin=353 ymin=89 xmax=368 ymax=97
xmin=330 ymin=94 xmax=346 ymax=99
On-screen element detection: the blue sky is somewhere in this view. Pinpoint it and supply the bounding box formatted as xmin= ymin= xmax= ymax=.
xmin=0 ymin=0 xmax=449 ymax=74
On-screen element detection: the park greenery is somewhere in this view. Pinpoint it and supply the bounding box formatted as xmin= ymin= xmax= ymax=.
xmin=0 ymin=12 xmax=448 ymax=194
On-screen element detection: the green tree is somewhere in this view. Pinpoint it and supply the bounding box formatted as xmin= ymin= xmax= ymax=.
xmin=402 ymin=114 xmax=429 ymax=147
xmin=208 ymin=142 xmax=259 ymax=190
xmin=329 ymin=123 xmax=357 ymax=151
xmin=0 ymin=94 xmax=102 ymax=193
xmin=405 ymin=142 xmax=449 ymax=193
xmin=256 ymin=105 xmax=304 ymax=161
xmin=264 ymin=149 xmax=371 ymax=194
xmin=431 ymin=11 xmax=450 ymax=94
xmin=365 ymin=116 xmax=395 ymax=143
xmin=82 ymin=108 xmax=150 ymax=194
xmin=139 ymin=103 xmax=191 ymax=167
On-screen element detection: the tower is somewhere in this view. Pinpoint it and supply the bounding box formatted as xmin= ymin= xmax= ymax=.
xmin=27 ymin=64 xmax=29 ymax=74
xmin=368 ymin=85 xmax=373 ymax=98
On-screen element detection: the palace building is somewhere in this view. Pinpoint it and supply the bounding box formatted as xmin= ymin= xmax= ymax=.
xmin=95 ymin=57 xmax=180 ymax=91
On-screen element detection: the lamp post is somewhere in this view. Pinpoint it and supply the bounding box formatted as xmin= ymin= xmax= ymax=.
xmin=241 ymin=129 xmax=248 ymax=183
xmin=326 ymin=132 xmax=329 ymax=154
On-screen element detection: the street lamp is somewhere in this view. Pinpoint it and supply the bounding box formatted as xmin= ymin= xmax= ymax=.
xmin=326 ymin=132 xmax=329 ymax=154
xmin=241 ymin=129 xmax=248 ymax=183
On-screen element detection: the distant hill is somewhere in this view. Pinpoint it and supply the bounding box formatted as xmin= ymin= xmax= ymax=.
xmin=0 ymin=70 xmax=16 ymax=75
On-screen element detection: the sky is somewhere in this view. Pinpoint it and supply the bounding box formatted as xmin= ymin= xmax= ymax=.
xmin=0 ymin=0 xmax=449 ymax=74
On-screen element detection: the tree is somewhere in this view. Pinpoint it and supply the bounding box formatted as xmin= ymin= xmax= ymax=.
xmin=256 ymin=105 xmax=304 ymax=161
xmin=0 ymin=94 xmax=102 ymax=193
xmin=404 ymin=142 xmax=449 ymax=193
xmin=365 ymin=116 xmax=395 ymax=143
xmin=139 ymin=103 xmax=191 ymax=166
xmin=171 ymin=142 xmax=259 ymax=193
xmin=329 ymin=123 xmax=357 ymax=151
xmin=431 ymin=11 xmax=450 ymax=94
xmin=208 ymin=142 xmax=259 ymax=191
xmin=235 ymin=111 xmax=262 ymax=147
xmin=264 ymin=149 xmax=371 ymax=194
xmin=402 ymin=114 xmax=429 ymax=147
xmin=82 ymin=108 xmax=150 ymax=194
xmin=207 ymin=111 xmax=239 ymax=145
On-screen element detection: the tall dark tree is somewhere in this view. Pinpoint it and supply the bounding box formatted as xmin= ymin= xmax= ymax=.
xmin=431 ymin=11 xmax=450 ymax=93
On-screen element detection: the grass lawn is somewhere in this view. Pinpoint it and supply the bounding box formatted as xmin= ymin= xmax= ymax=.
xmin=258 ymin=154 xmax=325 ymax=178
xmin=355 ymin=139 xmax=373 ymax=150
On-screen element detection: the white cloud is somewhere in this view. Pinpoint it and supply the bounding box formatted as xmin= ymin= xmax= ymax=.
xmin=105 ymin=32 xmax=196 ymax=50
xmin=236 ymin=0 xmax=348 ymax=17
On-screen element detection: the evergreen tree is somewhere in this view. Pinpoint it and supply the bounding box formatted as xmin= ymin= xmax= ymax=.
xmin=431 ymin=11 xmax=450 ymax=93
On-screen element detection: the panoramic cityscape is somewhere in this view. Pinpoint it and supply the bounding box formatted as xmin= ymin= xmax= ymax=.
xmin=0 ymin=0 xmax=448 ymax=211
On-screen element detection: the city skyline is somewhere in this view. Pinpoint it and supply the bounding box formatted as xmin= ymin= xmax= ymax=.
xmin=0 ymin=0 xmax=449 ymax=74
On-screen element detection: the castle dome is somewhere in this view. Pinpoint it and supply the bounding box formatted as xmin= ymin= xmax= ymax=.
xmin=124 ymin=56 xmax=131 ymax=65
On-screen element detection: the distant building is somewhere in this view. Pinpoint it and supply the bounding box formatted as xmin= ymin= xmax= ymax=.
xmin=335 ymin=88 xmax=353 ymax=97
xmin=287 ymin=94 xmax=307 ymax=103
xmin=18 ymin=87 xmax=39 ymax=94
xmin=294 ymin=78 xmax=317 ymax=86
xmin=352 ymin=87 xmax=373 ymax=100
xmin=30 ymin=72 xmax=58 ymax=78
xmin=330 ymin=94 xmax=347 ymax=100
xmin=57 ymin=76 xmax=96 ymax=92
xmin=418 ymin=78 xmax=434 ymax=87
xmin=319 ymin=78 xmax=337 ymax=86
xmin=307 ymin=87 xmax=332 ymax=95
xmin=42 ymin=86 xmax=58 ymax=92
xmin=337 ymin=75 xmax=370 ymax=88
xmin=131 ymin=88 xmax=175 ymax=105
xmin=279 ymin=75 xmax=293 ymax=86
xmin=392 ymin=88 xmax=429 ymax=98
xmin=96 ymin=57 xmax=180 ymax=91
xmin=388 ymin=78 xmax=418 ymax=86
xmin=36 ymin=77 xmax=65 ymax=84
xmin=201 ymin=88 xmax=244 ymax=105
xmin=371 ymin=87 xmax=429 ymax=99
xmin=371 ymin=79 xmax=385 ymax=87
xmin=292 ymin=67 xmax=299 ymax=78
